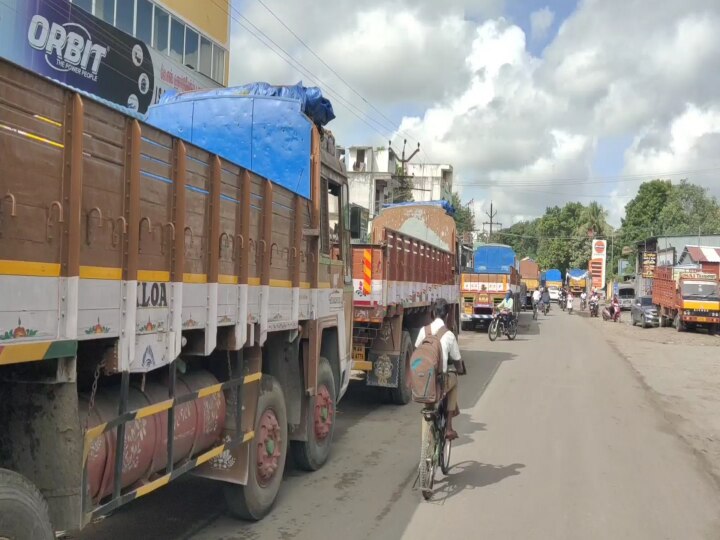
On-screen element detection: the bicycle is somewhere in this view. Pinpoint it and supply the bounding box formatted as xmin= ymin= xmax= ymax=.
xmin=532 ymin=302 xmax=538 ymax=320
xmin=417 ymin=393 xmax=452 ymax=499
xmin=488 ymin=311 xmax=518 ymax=341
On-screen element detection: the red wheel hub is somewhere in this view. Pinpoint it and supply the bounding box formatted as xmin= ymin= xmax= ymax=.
xmin=313 ymin=385 xmax=334 ymax=441
xmin=256 ymin=409 xmax=282 ymax=485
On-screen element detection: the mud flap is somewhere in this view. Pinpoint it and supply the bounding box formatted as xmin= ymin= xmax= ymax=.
xmin=366 ymin=352 xmax=400 ymax=388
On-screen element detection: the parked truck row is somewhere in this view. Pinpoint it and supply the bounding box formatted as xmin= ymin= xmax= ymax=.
xmin=0 ymin=57 xmax=461 ymax=537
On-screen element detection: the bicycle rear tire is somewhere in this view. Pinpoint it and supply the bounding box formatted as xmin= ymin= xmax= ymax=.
xmin=440 ymin=436 xmax=452 ymax=475
xmin=488 ymin=319 xmax=499 ymax=341
xmin=419 ymin=418 xmax=436 ymax=499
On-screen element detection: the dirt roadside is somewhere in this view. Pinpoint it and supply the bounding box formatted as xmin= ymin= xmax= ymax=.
xmin=583 ymin=309 xmax=720 ymax=483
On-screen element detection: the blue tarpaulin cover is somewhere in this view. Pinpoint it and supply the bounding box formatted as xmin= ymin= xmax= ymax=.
xmin=382 ymin=200 xmax=456 ymax=216
xmin=567 ymin=268 xmax=589 ymax=281
xmin=146 ymin=91 xmax=316 ymax=198
xmin=158 ymin=82 xmax=335 ymax=126
xmin=473 ymin=244 xmax=517 ymax=274
xmin=546 ymin=269 xmax=562 ymax=282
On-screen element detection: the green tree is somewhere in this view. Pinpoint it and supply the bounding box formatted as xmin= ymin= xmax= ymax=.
xmin=656 ymin=180 xmax=720 ymax=235
xmin=392 ymin=165 xmax=415 ymax=203
xmin=576 ymin=201 xmax=608 ymax=238
xmin=495 ymin=219 xmax=540 ymax=259
xmin=449 ymin=192 xmax=475 ymax=236
xmin=620 ymin=179 xmax=672 ymax=248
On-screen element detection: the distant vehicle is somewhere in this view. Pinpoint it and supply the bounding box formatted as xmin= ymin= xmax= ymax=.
xmin=548 ymin=286 xmax=560 ymax=301
xmin=618 ymin=284 xmax=636 ymax=310
xmin=653 ymin=267 xmax=720 ymax=332
xmin=631 ymin=296 xmax=659 ymax=328
xmin=545 ymin=269 xmax=563 ymax=291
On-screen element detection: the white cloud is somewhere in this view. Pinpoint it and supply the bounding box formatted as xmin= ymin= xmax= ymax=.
xmin=530 ymin=7 xmax=554 ymax=41
xmin=228 ymin=0 xmax=720 ymax=228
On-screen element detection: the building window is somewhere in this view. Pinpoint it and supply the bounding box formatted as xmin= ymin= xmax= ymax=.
xmin=184 ymin=27 xmax=199 ymax=70
xmin=170 ymin=17 xmax=184 ymax=63
xmin=353 ymin=149 xmax=366 ymax=171
xmin=116 ymin=0 xmax=135 ymax=35
xmin=72 ymin=0 xmax=93 ymax=13
xmin=213 ymin=46 xmax=225 ymax=83
xmin=96 ymin=0 xmax=115 ymax=24
xmin=199 ymin=36 xmax=213 ymax=78
xmin=136 ymin=0 xmax=153 ymax=45
xmin=153 ymin=7 xmax=169 ymax=54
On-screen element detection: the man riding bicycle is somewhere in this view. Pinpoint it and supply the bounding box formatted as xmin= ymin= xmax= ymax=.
xmin=414 ymin=298 xmax=462 ymax=440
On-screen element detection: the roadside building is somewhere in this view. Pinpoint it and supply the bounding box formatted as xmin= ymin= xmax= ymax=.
xmin=635 ymin=235 xmax=720 ymax=296
xmin=677 ymin=246 xmax=720 ymax=275
xmin=404 ymin=162 xmax=454 ymax=203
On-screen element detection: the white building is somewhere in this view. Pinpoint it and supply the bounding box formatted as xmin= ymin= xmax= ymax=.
xmin=338 ymin=145 xmax=454 ymax=217
xmin=405 ymin=163 xmax=453 ymax=202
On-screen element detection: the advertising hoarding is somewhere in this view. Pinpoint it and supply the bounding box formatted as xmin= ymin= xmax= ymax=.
xmin=0 ymin=0 xmax=218 ymax=114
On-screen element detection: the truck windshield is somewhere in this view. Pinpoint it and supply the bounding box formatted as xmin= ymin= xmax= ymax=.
xmin=681 ymin=281 xmax=718 ymax=298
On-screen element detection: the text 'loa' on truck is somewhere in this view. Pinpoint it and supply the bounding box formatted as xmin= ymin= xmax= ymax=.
xmin=652 ymin=266 xmax=720 ymax=332
xmin=349 ymin=201 xmax=461 ymax=403
xmin=0 ymin=56 xmax=355 ymax=535
xmin=460 ymin=244 xmax=521 ymax=330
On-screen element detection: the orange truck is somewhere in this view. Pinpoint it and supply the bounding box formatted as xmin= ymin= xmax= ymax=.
xmin=461 ymin=244 xmax=520 ymax=330
xmin=0 ymin=57 xmax=353 ymax=533
xmin=350 ymin=202 xmax=460 ymax=403
xmin=652 ymin=266 xmax=720 ymax=331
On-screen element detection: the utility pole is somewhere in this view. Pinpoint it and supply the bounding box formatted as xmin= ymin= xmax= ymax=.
xmin=388 ymin=139 xmax=420 ymax=203
xmin=483 ymin=201 xmax=502 ymax=243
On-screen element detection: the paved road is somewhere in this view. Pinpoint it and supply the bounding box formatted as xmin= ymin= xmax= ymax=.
xmin=76 ymin=307 xmax=720 ymax=539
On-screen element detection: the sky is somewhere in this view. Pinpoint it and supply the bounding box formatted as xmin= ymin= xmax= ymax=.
xmin=227 ymin=0 xmax=720 ymax=230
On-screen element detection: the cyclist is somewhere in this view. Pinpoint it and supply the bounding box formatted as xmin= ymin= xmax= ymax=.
xmin=540 ymin=287 xmax=551 ymax=313
xmin=532 ymin=288 xmax=541 ymax=308
xmin=414 ymin=298 xmax=461 ymax=440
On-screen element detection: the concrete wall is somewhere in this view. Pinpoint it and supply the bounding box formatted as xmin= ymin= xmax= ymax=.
xmin=405 ymin=163 xmax=453 ymax=202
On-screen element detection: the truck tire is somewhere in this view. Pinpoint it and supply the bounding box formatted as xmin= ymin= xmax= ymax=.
xmin=291 ymin=357 xmax=336 ymax=471
xmin=0 ymin=469 xmax=54 ymax=540
xmin=390 ymin=331 xmax=413 ymax=405
xmin=675 ymin=314 xmax=684 ymax=332
xmin=224 ymin=376 xmax=288 ymax=521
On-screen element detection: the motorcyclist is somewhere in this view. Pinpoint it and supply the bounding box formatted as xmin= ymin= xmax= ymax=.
xmin=414 ymin=298 xmax=462 ymax=440
xmin=532 ymin=288 xmax=541 ymax=308
xmin=580 ymin=290 xmax=587 ymax=309
xmin=611 ymin=294 xmax=621 ymax=320
xmin=566 ymin=291 xmax=574 ymax=312
xmin=559 ymin=287 xmax=567 ymax=308
xmin=496 ymin=290 xmax=515 ymax=325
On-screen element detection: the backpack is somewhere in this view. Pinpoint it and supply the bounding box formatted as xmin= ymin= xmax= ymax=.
xmin=410 ymin=325 xmax=448 ymax=404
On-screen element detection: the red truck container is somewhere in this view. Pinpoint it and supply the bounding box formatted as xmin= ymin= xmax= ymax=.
xmin=350 ymin=203 xmax=460 ymax=403
xmin=652 ymin=266 xmax=720 ymax=331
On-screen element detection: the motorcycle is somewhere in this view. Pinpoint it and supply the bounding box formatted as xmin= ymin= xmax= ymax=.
xmin=580 ymin=297 xmax=587 ymax=311
xmin=543 ymin=301 xmax=550 ymax=315
xmin=488 ymin=311 xmax=518 ymax=341
xmin=589 ymin=300 xmax=599 ymax=317
xmin=602 ymin=304 xmax=621 ymax=322
xmin=560 ymin=294 xmax=567 ymax=311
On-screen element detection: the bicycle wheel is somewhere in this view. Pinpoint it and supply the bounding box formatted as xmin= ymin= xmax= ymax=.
xmin=533 ymin=306 xmax=538 ymax=320
xmin=488 ymin=319 xmax=499 ymax=341
xmin=507 ymin=320 xmax=518 ymax=340
xmin=419 ymin=418 xmax=436 ymax=499
xmin=440 ymin=434 xmax=452 ymax=475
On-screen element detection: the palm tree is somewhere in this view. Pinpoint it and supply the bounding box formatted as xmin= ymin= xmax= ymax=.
xmin=576 ymin=202 xmax=608 ymax=238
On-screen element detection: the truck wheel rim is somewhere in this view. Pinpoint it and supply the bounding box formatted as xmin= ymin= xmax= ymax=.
xmin=257 ymin=409 xmax=282 ymax=485
xmin=314 ymin=385 xmax=334 ymax=441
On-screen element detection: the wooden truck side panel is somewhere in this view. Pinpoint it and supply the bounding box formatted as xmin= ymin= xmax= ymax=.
xmin=0 ymin=59 xmax=351 ymax=528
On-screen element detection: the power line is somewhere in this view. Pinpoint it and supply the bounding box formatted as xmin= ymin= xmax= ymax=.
xmin=252 ymin=0 xmax=415 ymax=143
xmin=214 ymin=0 xmax=398 ymax=139
xmin=454 ymin=167 xmax=720 ymax=188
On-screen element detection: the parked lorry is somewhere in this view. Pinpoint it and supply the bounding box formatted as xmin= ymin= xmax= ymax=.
xmin=652 ymin=267 xmax=720 ymax=332
xmin=350 ymin=202 xmax=460 ymax=403
xmin=566 ymin=269 xmax=588 ymax=295
xmin=519 ymin=257 xmax=540 ymax=308
xmin=0 ymin=56 xmax=353 ymax=536
xmin=461 ymin=244 xmax=520 ymax=330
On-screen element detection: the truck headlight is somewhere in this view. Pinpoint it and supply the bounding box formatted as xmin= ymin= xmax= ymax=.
xmin=684 ymin=310 xmax=691 ymax=316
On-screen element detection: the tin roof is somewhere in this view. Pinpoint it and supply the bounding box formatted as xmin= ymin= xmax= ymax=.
xmin=683 ymin=245 xmax=720 ymax=263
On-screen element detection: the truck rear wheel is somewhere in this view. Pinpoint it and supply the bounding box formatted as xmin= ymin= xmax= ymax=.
xmin=224 ymin=376 xmax=288 ymax=521
xmin=0 ymin=469 xmax=54 ymax=540
xmin=291 ymin=357 xmax=336 ymax=471
xmin=390 ymin=331 xmax=413 ymax=405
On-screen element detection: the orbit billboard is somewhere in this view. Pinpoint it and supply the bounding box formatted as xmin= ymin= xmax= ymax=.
xmin=0 ymin=0 xmax=217 ymax=114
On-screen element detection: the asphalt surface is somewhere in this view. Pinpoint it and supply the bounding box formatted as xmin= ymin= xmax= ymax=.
xmin=75 ymin=306 xmax=720 ymax=539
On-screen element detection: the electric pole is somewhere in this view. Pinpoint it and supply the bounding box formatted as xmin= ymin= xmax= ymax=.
xmin=388 ymin=139 xmax=420 ymax=203
xmin=483 ymin=201 xmax=502 ymax=243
